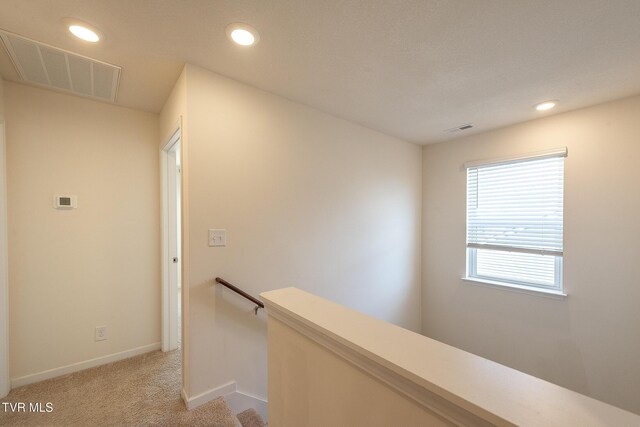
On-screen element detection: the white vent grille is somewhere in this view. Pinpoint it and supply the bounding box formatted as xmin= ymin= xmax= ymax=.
xmin=0 ymin=30 xmax=120 ymax=102
xmin=444 ymin=123 xmax=474 ymax=133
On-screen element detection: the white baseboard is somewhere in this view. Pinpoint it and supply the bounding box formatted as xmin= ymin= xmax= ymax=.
xmin=181 ymin=387 xmax=189 ymax=407
xmin=182 ymin=381 xmax=268 ymax=422
xmin=10 ymin=342 xmax=161 ymax=388
xmin=182 ymin=381 xmax=236 ymax=410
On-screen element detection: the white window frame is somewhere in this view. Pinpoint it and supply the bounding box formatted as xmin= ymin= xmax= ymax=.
xmin=463 ymin=148 xmax=567 ymax=297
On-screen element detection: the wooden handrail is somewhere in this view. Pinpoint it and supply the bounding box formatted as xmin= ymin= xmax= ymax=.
xmin=215 ymin=277 xmax=264 ymax=313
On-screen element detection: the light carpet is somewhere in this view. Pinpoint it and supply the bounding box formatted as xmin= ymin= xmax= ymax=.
xmin=236 ymin=408 xmax=266 ymax=427
xmin=0 ymin=348 xmax=261 ymax=426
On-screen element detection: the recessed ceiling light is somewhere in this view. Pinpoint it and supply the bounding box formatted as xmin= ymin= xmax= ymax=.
xmin=534 ymin=100 xmax=557 ymax=111
xmin=62 ymin=18 xmax=104 ymax=44
xmin=68 ymin=24 xmax=100 ymax=42
xmin=226 ymin=23 xmax=260 ymax=46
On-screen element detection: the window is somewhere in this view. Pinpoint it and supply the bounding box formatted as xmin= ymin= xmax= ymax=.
xmin=465 ymin=148 xmax=566 ymax=294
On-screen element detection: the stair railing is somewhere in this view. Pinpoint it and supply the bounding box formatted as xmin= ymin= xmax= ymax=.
xmin=215 ymin=277 xmax=264 ymax=315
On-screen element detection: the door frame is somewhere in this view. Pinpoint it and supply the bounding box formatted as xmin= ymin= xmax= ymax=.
xmin=161 ymin=126 xmax=181 ymax=352
xmin=0 ymin=121 xmax=9 ymax=398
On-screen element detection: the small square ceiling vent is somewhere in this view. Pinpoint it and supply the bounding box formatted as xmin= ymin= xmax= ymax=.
xmin=0 ymin=30 xmax=120 ymax=103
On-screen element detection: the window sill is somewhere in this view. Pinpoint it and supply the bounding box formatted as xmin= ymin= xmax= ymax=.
xmin=461 ymin=277 xmax=567 ymax=299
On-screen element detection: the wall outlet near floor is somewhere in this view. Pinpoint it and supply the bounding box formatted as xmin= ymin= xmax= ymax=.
xmin=95 ymin=326 xmax=107 ymax=341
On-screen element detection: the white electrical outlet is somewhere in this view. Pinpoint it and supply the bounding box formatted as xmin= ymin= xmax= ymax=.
xmin=95 ymin=326 xmax=107 ymax=341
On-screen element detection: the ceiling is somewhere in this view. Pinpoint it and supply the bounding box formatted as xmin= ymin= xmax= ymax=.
xmin=1 ymin=0 xmax=639 ymax=144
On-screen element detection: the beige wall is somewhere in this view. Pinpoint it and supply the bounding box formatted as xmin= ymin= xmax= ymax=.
xmin=160 ymin=67 xmax=187 ymax=144
xmin=0 ymin=76 xmax=8 ymax=397
xmin=268 ymin=316 xmax=448 ymax=427
xmin=0 ymin=76 xmax=4 ymax=117
xmin=422 ymin=95 xmax=640 ymax=414
xmin=5 ymin=83 xmax=161 ymax=381
xmin=183 ymin=64 xmax=422 ymax=399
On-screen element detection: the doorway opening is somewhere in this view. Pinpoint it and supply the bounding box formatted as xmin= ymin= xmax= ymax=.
xmin=162 ymin=129 xmax=181 ymax=352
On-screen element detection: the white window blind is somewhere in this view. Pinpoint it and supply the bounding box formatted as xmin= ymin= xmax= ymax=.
xmin=466 ymin=149 xmax=566 ymax=291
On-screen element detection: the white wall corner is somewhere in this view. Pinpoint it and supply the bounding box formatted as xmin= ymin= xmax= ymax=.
xmin=225 ymin=389 xmax=268 ymax=422
xmin=181 ymin=387 xmax=189 ymax=407
xmin=182 ymin=381 xmax=268 ymax=421
xmin=182 ymin=381 xmax=237 ymax=410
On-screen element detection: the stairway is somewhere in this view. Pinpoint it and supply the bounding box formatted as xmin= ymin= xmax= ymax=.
xmin=236 ymin=407 xmax=266 ymax=427
xmin=180 ymin=397 xmax=266 ymax=427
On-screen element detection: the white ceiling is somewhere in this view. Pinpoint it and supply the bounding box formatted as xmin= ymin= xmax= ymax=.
xmin=1 ymin=0 xmax=640 ymax=144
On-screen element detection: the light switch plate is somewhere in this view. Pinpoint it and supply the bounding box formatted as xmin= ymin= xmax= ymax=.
xmin=209 ymin=229 xmax=227 ymax=247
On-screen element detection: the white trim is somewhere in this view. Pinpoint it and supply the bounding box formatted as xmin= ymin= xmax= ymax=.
xmin=161 ymin=126 xmax=181 ymax=152
xmin=466 ymin=243 xmax=563 ymax=257
xmin=181 ymin=381 xmax=268 ymax=422
xmin=160 ymin=148 xmax=169 ymax=352
xmin=10 ymin=342 xmax=161 ymax=388
xmin=181 ymin=387 xmax=189 ymax=407
xmin=178 ymin=116 xmax=190 ymax=395
xmin=464 ymin=146 xmax=567 ymax=169
xmin=161 ymin=128 xmax=181 ymax=353
xmin=0 ymin=122 xmax=9 ymax=398
xmin=462 ymin=277 xmax=567 ymax=299
xmin=161 ymin=118 xmax=190 ymax=408
xmin=183 ymin=381 xmax=237 ymax=410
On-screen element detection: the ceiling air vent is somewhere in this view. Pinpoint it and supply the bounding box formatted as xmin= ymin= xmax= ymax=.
xmin=0 ymin=30 xmax=120 ymax=103
xmin=445 ymin=123 xmax=474 ymax=133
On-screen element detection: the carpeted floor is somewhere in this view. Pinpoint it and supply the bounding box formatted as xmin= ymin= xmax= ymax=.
xmin=0 ymin=348 xmax=258 ymax=426
xmin=236 ymin=408 xmax=265 ymax=427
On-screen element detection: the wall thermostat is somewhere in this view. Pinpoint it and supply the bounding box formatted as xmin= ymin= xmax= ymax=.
xmin=54 ymin=195 xmax=77 ymax=209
